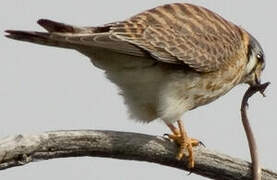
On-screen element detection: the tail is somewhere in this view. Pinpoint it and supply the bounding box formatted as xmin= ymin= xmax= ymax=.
xmin=5 ymin=19 xmax=146 ymax=57
xmin=5 ymin=19 xmax=95 ymax=49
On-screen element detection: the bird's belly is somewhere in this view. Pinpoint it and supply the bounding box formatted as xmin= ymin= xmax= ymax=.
xmin=106 ymin=66 xmax=165 ymax=122
xmin=80 ymin=48 xmax=167 ymax=122
xmin=79 ymin=48 xmax=239 ymax=124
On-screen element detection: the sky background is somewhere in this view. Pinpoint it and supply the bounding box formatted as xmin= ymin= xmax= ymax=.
xmin=1 ymin=0 xmax=276 ymax=179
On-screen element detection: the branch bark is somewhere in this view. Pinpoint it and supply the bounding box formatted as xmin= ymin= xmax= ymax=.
xmin=0 ymin=130 xmax=276 ymax=180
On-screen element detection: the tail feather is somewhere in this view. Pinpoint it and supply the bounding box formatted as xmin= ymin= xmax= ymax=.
xmin=5 ymin=19 xmax=92 ymax=49
xmin=37 ymin=19 xmax=86 ymax=33
xmin=5 ymin=19 xmax=146 ymax=57
xmin=5 ymin=30 xmax=48 ymax=41
xmin=5 ymin=30 xmax=76 ymax=49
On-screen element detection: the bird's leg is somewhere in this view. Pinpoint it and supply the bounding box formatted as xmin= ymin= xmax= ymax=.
xmin=166 ymin=123 xmax=179 ymax=135
xmin=166 ymin=120 xmax=199 ymax=168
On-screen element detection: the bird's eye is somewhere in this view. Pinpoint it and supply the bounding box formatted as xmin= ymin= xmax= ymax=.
xmin=257 ymin=54 xmax=263 ymax=61
xmin=256 ymin=53 xmax=266 ymax=70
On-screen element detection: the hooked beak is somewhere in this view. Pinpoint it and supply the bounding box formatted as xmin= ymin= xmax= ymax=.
xmin=249 ymin=74 xmax=270 ymax=97
xmin=254 ymin=74 xmax=261 ymax=86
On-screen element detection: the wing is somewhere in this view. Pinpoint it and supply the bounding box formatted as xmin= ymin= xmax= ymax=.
xmin=110 ymin=3 xmax=244 ymax=72
xmin=6 ymin=3 xmax=244 ymax=72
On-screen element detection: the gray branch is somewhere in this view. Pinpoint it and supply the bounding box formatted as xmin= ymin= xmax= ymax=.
xmin=0 ymin=130 xmax=276 ymax=180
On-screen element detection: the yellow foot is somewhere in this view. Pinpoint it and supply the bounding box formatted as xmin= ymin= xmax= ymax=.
xmin=166 ymin=133 xmax=199 ymax=168
xmin=166 ymin=120 xmax=200 ymax=168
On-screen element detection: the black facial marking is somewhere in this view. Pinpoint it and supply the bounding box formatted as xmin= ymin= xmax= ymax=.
xmin=247 ymin=43 xmax=253 ymax=63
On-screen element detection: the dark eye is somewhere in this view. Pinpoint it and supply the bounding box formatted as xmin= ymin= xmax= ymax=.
xmin=256 ymin=54 xmax=266 ymax=70
xmin=257 ymin=54 xmax=263 ymax=61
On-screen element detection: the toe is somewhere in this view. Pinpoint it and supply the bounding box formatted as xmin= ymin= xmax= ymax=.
xmin=191 ymin=138 xmax=201 ymax=147
xmin=176 ymin=146 xmax=185 ymax=160
xmin=166 ymin=134 xmax=180 ymax=142
xmin=165 ymin=133 xmax=197 ymax=168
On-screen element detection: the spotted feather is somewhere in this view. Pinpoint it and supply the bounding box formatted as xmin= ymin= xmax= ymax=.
xmin=6 ymin=3 xmax=245 ymax=72
xmin=111 ymin=3 xmax=244 ymax=72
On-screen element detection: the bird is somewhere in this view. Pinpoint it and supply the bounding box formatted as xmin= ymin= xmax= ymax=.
xmin=5 ymin=3 xmax=265 ymax=168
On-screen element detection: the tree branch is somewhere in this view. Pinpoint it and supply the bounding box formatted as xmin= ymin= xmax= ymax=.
xmin=0 ymin=130 xmax=276 ymax=179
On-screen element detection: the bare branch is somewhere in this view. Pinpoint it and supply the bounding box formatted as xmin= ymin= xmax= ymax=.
xmin=0 ymin=130 xmax=276 ymax=180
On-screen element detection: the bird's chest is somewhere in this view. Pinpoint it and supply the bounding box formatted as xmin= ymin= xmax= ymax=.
xmin=189 ymin=79 xmax=235 ymax=108
xmin=184 ymin=66 xmax=245 ymax=109
xmin=159 ymin=63 xmax=244 ymax=112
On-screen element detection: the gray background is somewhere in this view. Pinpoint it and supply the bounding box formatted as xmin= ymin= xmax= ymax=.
xmin=1 ymin=0 xmax=276 ymax=179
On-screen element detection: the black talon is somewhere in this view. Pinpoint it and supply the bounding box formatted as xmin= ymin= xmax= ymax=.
xmin=199 ymin=141 xmax=206 ymax=147
xmin=186 ymin=170 xmax=193 ymax=176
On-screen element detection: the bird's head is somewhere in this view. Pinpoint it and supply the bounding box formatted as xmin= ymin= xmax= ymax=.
xmin=242 ymin=34 xmax=265 ymax=87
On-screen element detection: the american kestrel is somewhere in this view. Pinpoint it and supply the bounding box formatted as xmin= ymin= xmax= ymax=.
xmin=5 ymin=3 xmax=265 ymax=168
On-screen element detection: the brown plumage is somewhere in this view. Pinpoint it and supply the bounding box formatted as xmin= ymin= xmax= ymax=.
xmin=5 ymin=3 xmax=266 ymax=168
xmin=111 ymin=3 xmax=243 ymax=72
xmin=6 ymin=3 xmax=244 ymax=72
